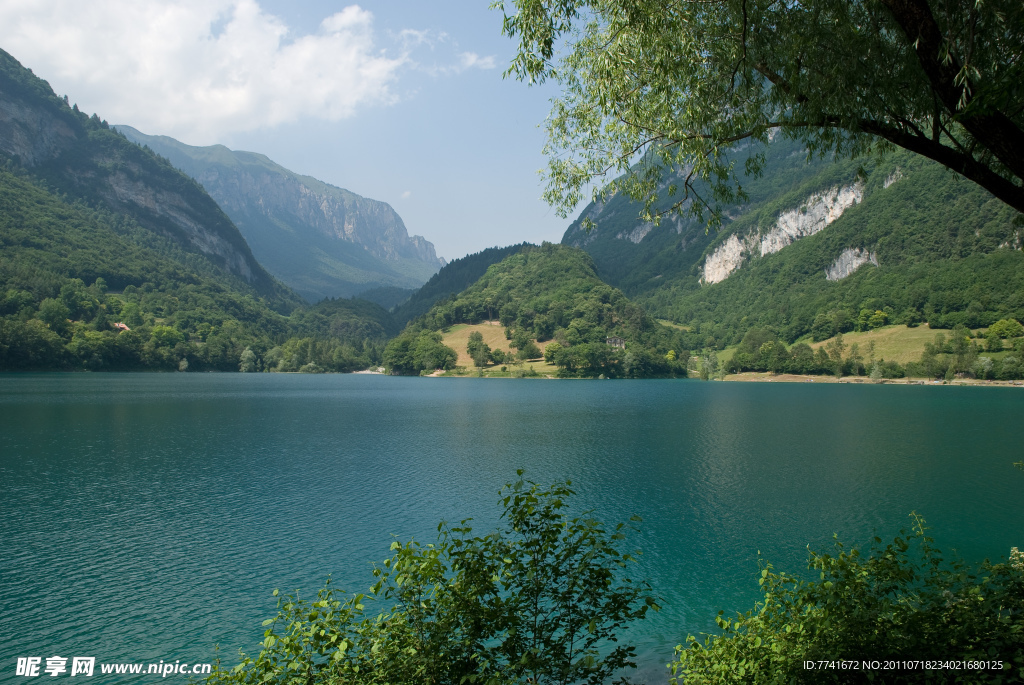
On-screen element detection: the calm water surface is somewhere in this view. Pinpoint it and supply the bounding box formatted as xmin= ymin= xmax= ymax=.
xmin=2 ymin=373 xmax=1023 ymax=682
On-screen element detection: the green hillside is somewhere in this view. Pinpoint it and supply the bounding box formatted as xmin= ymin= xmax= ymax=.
xmin=384 ymin=244 xmax=688 ymax=377
xmin=0 ymin=48 xmax=396 ymax=373
xmin=0 ymin=49 xmax=286 ymax=297
xmin=0 ymin=163 xmax=395 ymax=372
xmin=564 ymin=141 xmax=1023 ymax=350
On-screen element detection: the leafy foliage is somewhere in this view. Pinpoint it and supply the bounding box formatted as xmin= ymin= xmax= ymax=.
xmin=207 ymin=473 xmax=657 ymax=685
xmin=382 ymin=329 xmax=458 ymax=375
xmin=497 ymin=0 xmax=1024 ymax=221
xmin=670 ymin=515 xmax=1024 ymax=684
xmin=467 ymin=330 xmax=492 ymax=367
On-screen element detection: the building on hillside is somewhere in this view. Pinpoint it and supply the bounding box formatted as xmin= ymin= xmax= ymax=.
xmin=606 ymin=336 xmax=625 ymax=349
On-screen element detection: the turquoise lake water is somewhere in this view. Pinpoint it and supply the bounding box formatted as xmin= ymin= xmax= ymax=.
xmin=2 ymin=373 xmax=1023 ymax=682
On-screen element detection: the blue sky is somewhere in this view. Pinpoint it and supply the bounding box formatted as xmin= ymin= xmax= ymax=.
xmin=0 ymin=0 xmax=572 ymax=261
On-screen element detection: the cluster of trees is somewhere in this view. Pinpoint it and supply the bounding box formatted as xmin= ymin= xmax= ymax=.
xmin=916 ymin=325 xmax=1024 ymax=381
xmin=465 ymin=331 xmax=511 ymax=368
xmin=206 ymin=475 xmax=658 ymax=685
xmin=725 ymin=328 xmax=891 ymax=378
xmin=543 ymin=341 xmax=684 ymax=379
xmin=0 ymin=276 xmax=390 ymax=373
xmin=723 ymin=321 xmax=1024 ymax=381
xmin=381 ymin=328 xmax=458 ymax=376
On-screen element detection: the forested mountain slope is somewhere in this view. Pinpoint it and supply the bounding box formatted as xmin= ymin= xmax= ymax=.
xmin=0 ymin=48 xmax=285 ymax=297
xmin=564 ymin=140 xmax=1023 ymax=348
xmin=0 ymin=158 xmax=397 ymax=372
xmin=116 ymin=126 xmax=444 ymax=303
xmin=0 ymin=48 xmax=395 ymax=372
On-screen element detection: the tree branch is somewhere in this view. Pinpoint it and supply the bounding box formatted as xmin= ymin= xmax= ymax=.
xmin=879 ymin=0 xmax=1024 ymax=183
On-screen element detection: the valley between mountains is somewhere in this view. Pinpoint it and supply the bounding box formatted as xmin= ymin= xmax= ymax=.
xmin=2 ymin=45 xmax=1022 ymax=382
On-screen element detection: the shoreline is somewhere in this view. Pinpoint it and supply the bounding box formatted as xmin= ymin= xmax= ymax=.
xmin=723 ymin=371 xmax=1024 ymax=387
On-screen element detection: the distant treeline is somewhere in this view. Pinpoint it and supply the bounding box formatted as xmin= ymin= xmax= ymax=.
xmin=0 ymin=164 xmax=396 ymax=372
xmin=721 ymin=322 xmax=1024 ymax=381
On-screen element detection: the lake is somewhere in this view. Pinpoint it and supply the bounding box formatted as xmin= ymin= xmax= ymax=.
xmin=2 ymin=373 xmax=1023 ymax=682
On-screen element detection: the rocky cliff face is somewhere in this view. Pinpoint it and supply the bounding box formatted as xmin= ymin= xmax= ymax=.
xmin=201 ymin=159 xmax=441 ymax=265
xmin=0 ymin=49 xmax=274 ymax=292
xmin=117 ymin=126 xmax=443 ymax=302
xmin=0 ymin=97 xmax=77 ymax=166
xmin=701 ymin=182 xmax=864 ymax=284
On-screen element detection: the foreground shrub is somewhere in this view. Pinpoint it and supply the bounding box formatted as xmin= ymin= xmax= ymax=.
xmin=670 ymin=515 xmax=1024 ymax=684
xmin=207 ymin=472 xmax=657 ymax=685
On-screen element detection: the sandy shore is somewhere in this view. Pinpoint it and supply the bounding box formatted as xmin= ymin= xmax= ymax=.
xmin=723 ymin=371 xmax=1024 ymax=387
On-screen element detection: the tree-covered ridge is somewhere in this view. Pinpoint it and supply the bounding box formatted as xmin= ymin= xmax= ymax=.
xmin=391 ymin=243 xmax=532 ymax=326
xmin=0 ymin=163 xmax=395 ymax=372
xmin=643 ymin=154 xmax=1022 ymax=349
xmin=0 ymin=47 xmax=281 ymax=296
xmin=385 ymin=244 xmax=688 ymax=377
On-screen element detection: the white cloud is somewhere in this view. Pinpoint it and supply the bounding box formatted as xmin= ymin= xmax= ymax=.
xmin=411 ymin=49 xmax=498 ymax=77
xmin=0 ymin=0 xmax=405 ymax=143
xmin=401 ymin=190 xmax=411 ymax=199
xmin=458 ymin=52 xmax=496 ymax=71
xmin=388 ymin=28 xmax=496 ymax=76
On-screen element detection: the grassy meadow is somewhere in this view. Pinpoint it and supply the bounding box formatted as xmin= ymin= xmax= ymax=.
xmin=439 ymin=323 xmax=559 ymax=377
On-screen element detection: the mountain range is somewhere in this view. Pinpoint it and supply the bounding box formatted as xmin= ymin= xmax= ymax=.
xmin=115 ymin=126 xmax=444 ymax=303
xmin=3 ymin=39 xmax=1023 ymax=377
xmin=0 ymin=49 xmax=281 ymax=298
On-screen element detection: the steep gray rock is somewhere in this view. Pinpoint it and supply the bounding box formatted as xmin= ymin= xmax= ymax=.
xmin=116 ymin=126 xmax=443 ymax=302
xmin=702 ymin=182 xmax=864 ymax=284
xmin=825 ymin=248 xmax=878 ymax=281
xmin=0 ymin=97 xmax=77 ymax=166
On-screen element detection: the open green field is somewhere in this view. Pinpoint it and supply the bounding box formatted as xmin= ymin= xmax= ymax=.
xmin=807 ymin=325 xmax=940 ymax=364
xmin=440 ymin=323 xmax=559 ymax=377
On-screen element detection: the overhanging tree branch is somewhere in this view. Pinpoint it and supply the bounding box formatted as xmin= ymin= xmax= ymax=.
xmin=499 ymin=0 xmax=1024 ymax=223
